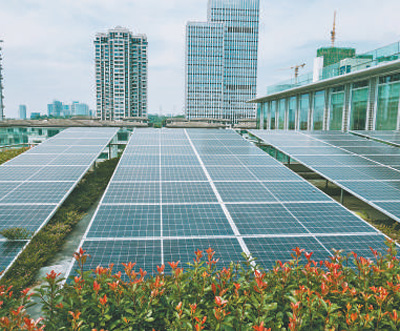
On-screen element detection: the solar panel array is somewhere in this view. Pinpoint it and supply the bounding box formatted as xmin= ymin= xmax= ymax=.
xmin=251 ymin=130 xmax=400 ymax=224
xmin=0 ymin=127 xmax=118 ymax=273
xmin=68 ymin=128 xmax=387 ymax=277
xmin=352 ymin=130 xmax=400 ymax=148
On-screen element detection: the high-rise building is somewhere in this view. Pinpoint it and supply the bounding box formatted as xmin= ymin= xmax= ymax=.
xmin=71 ymin=101 xmax=90 ymax=116
xmin=95 ymin=26 xmax=148 ymax=120
xmin=19 ymin=105 xmax=27 ymax=119
xmin=186 ymin=0 xmax=260 ymax=123
xmin=47 ymin=100 xmax=63 ymax=117
xmin=0 ymin=40 xmax=4 ymax=121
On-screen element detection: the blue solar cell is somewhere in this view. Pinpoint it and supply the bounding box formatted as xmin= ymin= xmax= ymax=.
xmin=0 ymin=241 xmax=27 ymax=272
xmin=163 ymin=204 xmax=234 ymax=236
xmin=87 ymin=205 xmax=161 ymax=238
xmin=162 ymin=182 xmax=217 ymax=203
xmin=227 ymin=204 xmax=308 ymax=235
xmin=103 ymin=182 xmax=160 ymax=204
xmin=215 ymin=181 xmax=277 ymax=202
xmin=0 ymin=205 xmax=56 ymax=233
xmin=283 ymin=202 xmax=376 ymax=234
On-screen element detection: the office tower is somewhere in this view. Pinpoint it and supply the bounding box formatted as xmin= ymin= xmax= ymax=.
xmin=95 ymin=26 xmax=148 ymax=120
xmin=47 ymin=100 xmax=63 ymax=117
xmin=71 ymin=101 xmax=90 ymax=116
xmin=19 ymin=105 xmax=27 ymax=119
xmin=62 ymin=104 xmax=71 ymax=117
xmin=0 ymin=40 xmax=4 ymax=121
xmin=186 ymin=0 xmax=260 ymax=123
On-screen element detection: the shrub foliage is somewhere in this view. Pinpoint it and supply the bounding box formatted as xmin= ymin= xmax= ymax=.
xmin=1 ymin=241 xmax=400 ymax=330
xmin=0 ymin=227 xmax=33 ymax=240
xmin=0 ymin=147 xmax=29 ymax=165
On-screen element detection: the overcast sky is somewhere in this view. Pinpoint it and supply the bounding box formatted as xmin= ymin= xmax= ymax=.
xmin=0 ymin=0 xmax=399 ymax=118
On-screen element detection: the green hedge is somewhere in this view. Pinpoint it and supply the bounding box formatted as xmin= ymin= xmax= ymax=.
xmin=1 ymin=241 xmax=399 ymax=330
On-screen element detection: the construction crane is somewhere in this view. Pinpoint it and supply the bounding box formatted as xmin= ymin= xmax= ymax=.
xmin=331 ymin=11 xmax=337 ymax=47
xmin=278 ymin=63 xmax=306 ymax=84
xmin=291 ymin=63 xmax=306 ymax=83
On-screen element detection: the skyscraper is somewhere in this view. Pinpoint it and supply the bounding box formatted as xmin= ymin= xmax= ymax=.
xmin=0 ymin=40 xmax=4 ymax=121
xmin=19 ymin=105 xmax=27 ymax=119
xmin=47 ymin=100 xmax=63 ymax=117
xmin=186 ymin=0 xmax=260 ymax=123
xmin=95 ymin=26 xmax=148 ymax=121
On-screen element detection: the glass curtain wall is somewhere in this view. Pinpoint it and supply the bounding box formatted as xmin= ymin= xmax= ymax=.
xmin=270 ymin=101 xmax=276 ymax=129
xmin=350 ymin=81 xmax=369 ymax=130
xmin=313 ymin=91 xmax=325 ymax=130
xmin=262 ymin=102 xmax=269 ymax=129
xmin=299 ymin=94 xmax=309 ymax=130
xmin=278 ymin=99 xmax=285 ymax=129
xmin=376 ymin=74 xmax=400 ymax=130
xmin=288 ymin=97 xmax=296 ymax=130
xmin=329 ymin=86 xmax=344 ymax=130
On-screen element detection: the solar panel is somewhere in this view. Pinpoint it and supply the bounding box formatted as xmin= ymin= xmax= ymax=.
xmin=0 ymin=127 xmax=118 ymax=276
xmin=251 ymin=130 xmax=400 ymax=224
xmin=87 ymin=205 xmax=161 ymax=238
xmin=66 ymin=129 xmax=387 ymax=281
xmin=162 ymin=204 xmax=234 ymax=237
xmin=351 ymin=130 xmax=400 ymax=147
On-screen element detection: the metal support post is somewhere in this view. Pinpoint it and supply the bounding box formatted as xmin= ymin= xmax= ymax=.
xmin=325 ymin=180 xmax=329 ymax=189
xmin=340 ymin=189 xmax=344 ymax=204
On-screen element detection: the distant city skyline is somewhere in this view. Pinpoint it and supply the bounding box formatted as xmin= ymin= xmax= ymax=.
xmin=0 ymin=0 xmax=400 ymax=119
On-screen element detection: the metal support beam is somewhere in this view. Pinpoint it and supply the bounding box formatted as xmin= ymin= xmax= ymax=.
xmin=340 ymin=189 xmax=344 ymax=204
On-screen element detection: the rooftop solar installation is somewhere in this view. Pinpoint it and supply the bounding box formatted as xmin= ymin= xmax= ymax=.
xmin=251 ymin=130 xmax=400 ymax=224
xmin=0 ymin=127 xmax=118 ymax=277
xmin=66 ymin=128 xmax=386 ymax=278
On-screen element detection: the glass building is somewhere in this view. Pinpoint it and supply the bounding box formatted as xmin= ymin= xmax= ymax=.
xmin=254 ymin=41 xmax=400 ymax=131
xmin=19 ymin=105 xmax=27 ymax=120
xmin=95 ymin=27 xmax=148 ymax=121
xmin=186 ymin=0 xmax=260 ymax=123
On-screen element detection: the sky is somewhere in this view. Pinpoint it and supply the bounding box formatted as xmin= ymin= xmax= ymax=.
xmin=0 ymin=0 xmax=399 ymax=118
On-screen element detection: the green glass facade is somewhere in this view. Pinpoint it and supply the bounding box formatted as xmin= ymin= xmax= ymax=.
xmin=299 ymin=94 xmax=309 ymax=130
xmin=376 ymin=75 xmax=400 ymax=130
xmin=278 ymin=99 xmax=285 ymax=129
xmin=288 ymin=97 xmax=296 ymax=130
xmin=350 ymin=86 xmax=369 ymax=130
xmin=262 ymin=103 xmax=268 ymax=129
xmin=270 ymin=101 xmax=276 ymax=130
xmin=330 ymin=88 xmax=345 ymax=130
xmin=313 ymin=91 xmax=325 ymax=130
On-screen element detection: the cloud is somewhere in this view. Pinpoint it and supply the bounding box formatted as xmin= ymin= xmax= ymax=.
xmin=0 ymin=0 xmax=399 ymax=117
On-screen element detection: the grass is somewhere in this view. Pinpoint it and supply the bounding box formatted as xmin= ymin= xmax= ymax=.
xmin=0 ymin=158 xmax=119 ymax=293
